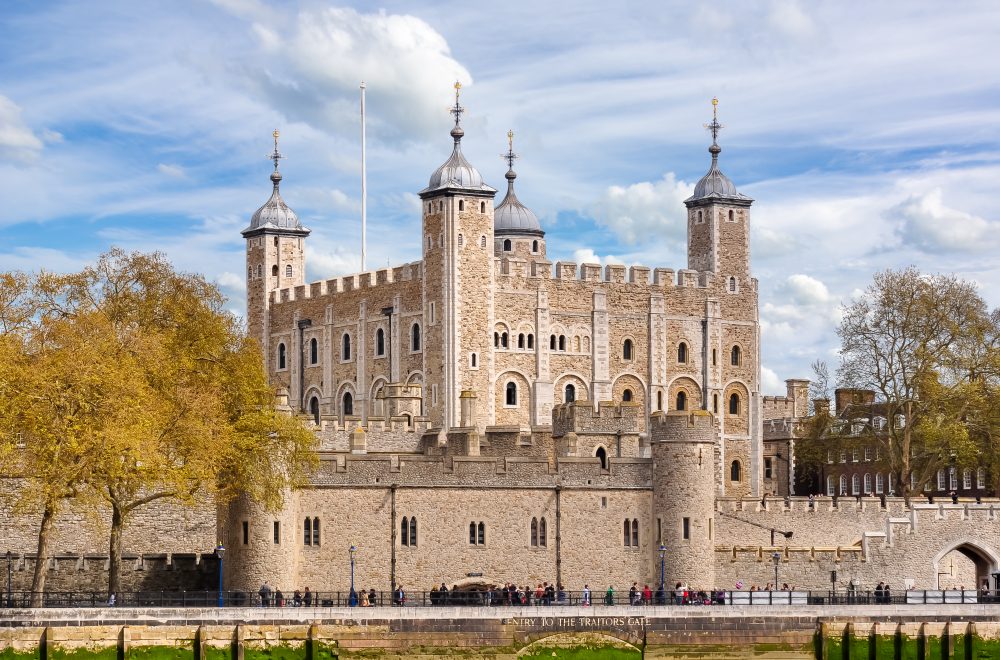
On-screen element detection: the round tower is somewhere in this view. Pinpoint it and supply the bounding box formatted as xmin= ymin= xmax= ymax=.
xmin=222 ymin=489 xmax=300 ymax=596
xmin=651 ymin=410 xmax=718 ymax=590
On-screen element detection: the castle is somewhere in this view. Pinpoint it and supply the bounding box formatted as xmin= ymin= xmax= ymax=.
xmin=3 ymin=92 xmax=998 ymax=598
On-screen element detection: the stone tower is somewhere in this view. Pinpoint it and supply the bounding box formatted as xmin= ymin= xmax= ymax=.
xmin=651 ymin=410 xmax=718 ymax=590
xmin=684 ymin=98 xmax=753 ymax=281
xmin=418 ymin=84 xmax=497 ymax=430
xmin=242 ymin=130 xmax=310 ymax=370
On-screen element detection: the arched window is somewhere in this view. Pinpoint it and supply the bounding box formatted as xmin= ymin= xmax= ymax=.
xmin=596 ymin=446 xmax=608 ymax=470
xmin=469 ymin=522 xmax=476 ymax=544
xmin=728 ymin=393 xmax=740 ymax=415
xmin=677 ymin=342 xmax=688 ymax=363
xmin=478 ymin=522 xmax=485 ymax=545
xmin=309 ymin=337 xmax=318 ymax=364
xmin=550 ymin=335 xmax=556 ymax=350
xmin=376 ymin=328 xmax=385 ymax=356
xmin=731 ymin=346 xmax=741 ymax=366
xmin=285 ymin=264 xmax=292 ymax=278
xmin=309 ymin=397 xmax=320 ymax=425
xmin=527 ymin=334 xmax=534 ymax=349
xmin=623 ymin=388 xmax=633 ymax=402
xmin=342 ymin=392 xmax=353 ymax=416
xmin=312 ymin=517 xmax=320 ymax=546
xmin=470 ymin=352 xmax=477 ymax=367
xmin=401 ymin=516 xmax=409 ymax=546
xmin=458 ymin=200 xmax=464 ymax=211
xmin=558 ymin=335 xmax=566 ymax=351
xmin=304 ymin=518 xmax=312 ymax=546
xmin=495 ymin=332 xmax=500 ymax=347
xmin=963 ymin=469 xmax=972 ymax=490
xmin=503 ymin=239 xmax=512 ymax=252
xmin=531 ymin=517 xmax=538 ymax=547
xmin=271 ymin=265 xmax=278 ymax=277
xmin=676 ymin=391 xmax=687 ymax=411
xmin=623 ymin=519 xmax=631 ymax=546
xmin=532 ymin=240 xmax=538 ymax=252
xmin=728 ymin=209 xmax=734 ymax=221
xmin=852 ymin=474 xmax=860 ymax=495
xmin=876 ymin=473 xmax=885 ymax=494
xmin=632 ymin=519 xmax=639 ymax=547
xmin=623 ymin=338 xmax=633 ymax=361
xmin=539 ymin=517 xmax=546 ymax=547
xmin=826 ymin=475 xmax=835 ymax=496
xmin=518 ymin=333 xmax=525 ymax=348
xmin=501 ymin=332 xmax=508 ymax=348
xmin=278 ymin=343 xmax=287 ymax=370
xmin=480 ymin=201 xmax=486 ymax=213
xmin=712 ymin=393 xmax=719 ymax=414
xmin=729 ymin=277 xmax=737 ymax=293
xmin=978 ymin=468 xmax=987 ymax=489
xmin=730 ymin=460 xmax=741 ymax=482
xmin=864 ymin=473 xmax=872 ymax=494
xmin=505 ymin=382 xmax=517 ymax=406
xmin=565 ymin=384 xmax=575 ymax=403
xmin=410 ymin=516 xmax=417 ymax=546
xmin=697 ymin=210 xmax=703 ymax=223
xmin=342 ymin=334 xmax=351 ymax=360
xmin=937 ymin=469 xmax=946 ymax=491
xmin=257 ymin=264 xmax=262 ymax=277
xmin=411 ymin=323 xmax=421 ymax=351
xmin=839 ymin=475 xmax=848 ymax=495
xmin=458 ymin=233 xmax=464 ymax=247
xmin=480 ymin=235 xmax=487 ymax=248
xmin=248 ymin=265 xmax=252 ymax=279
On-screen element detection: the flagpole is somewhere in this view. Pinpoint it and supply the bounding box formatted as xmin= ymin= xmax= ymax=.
xmin=360 ymin=81 xmax=367 ymax=273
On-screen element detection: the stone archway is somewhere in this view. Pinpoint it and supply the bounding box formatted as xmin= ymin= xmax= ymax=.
xmin=932 ymin=540 xmax=1000 ymax=590
xmin=516 ymin=632 xmax=642 ymax=658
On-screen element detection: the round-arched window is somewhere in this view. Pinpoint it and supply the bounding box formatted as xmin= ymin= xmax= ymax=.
xmin=730 ymin=460 xmax=742 ymax=482
xmin=565 ymin=384 xmax=575 ymax=403
xmin=676 ymin=391 xmax=687 ymax=411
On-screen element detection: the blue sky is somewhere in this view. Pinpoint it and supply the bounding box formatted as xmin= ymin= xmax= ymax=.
xmin=2 ymin=0 xmax=1000 ymax=394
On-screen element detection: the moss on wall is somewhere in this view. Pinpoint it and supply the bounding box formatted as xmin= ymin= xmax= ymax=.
xmin=519 ymin=647 xmax=639 ymax=660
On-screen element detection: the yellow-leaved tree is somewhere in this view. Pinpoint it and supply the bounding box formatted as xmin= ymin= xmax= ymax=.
xmin=0 ymin=250 xmax=316 ymax=600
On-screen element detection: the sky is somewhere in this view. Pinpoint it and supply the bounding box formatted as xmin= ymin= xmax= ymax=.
xmin=2 ymin=0 xmax=999 ymax=395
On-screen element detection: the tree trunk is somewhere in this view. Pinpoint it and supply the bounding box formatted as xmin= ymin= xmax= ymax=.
xmin=29 ymin=501 xmax=56 ymax=607
xmin=107 ymin=500 xmax=124 ymax=600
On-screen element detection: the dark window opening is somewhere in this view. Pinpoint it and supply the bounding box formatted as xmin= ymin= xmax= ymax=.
xmin=376 ymin=328 xmax=385 ymax=356
xmin=343 ymin=392 xmax=353 ymax=416
xmin=242 ymin=521 xmax=249 ymax=545
xmin=730 ymin=460 xmax=742 ymax=482
xmin=623 ymin=338 xmax=633 ymax=360
xmin=505 ymin=382 xmax=517 ymax=406
xmin=729 ymin=393 xmax=740 ymax=415
xmin=278 ymin=343 xmax=287 ymax=370
xmin=565 ymin=384 xmax=576 ymax=403
xmin=622 ymin=388 xmax=633 ymax=402
xmin=678 ymin=342 xmax=688 ymax=363
xmin=682 ymin=517 xmax=690 ymax=540
xmin=596 ymin=446 xmax=608 ymax=470
xmin=676 ymin=391 xmax=687 ymax=411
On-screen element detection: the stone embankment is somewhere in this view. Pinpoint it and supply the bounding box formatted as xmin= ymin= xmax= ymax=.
xmin=3 ymin=604 xmax=1000 ymax=658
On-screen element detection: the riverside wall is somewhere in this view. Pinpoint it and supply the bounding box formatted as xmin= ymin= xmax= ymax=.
xmin=4 ymin=605 xmax=1000 ymax=659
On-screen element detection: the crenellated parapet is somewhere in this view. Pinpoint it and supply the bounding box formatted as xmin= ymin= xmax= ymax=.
xmin=270 ymin=260 xmax=423 ymax=306
xmin=552 ymin=400 xmax=642 ymax=438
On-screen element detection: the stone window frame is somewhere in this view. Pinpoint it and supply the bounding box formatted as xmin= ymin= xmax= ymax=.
xmin=764 ymin=457 xmax=773 ymax=480
xmin=375 ymin=326 xmax=386 ymax=358
xmin=622 ymin=388 xmax=634 ymax=403
xmin=531 ymin=239 xmax=539 ymax=253
xmin=309 ymin=337 xmax=319 ymax=365
xmin=623 ymin=518 xmax=639 ymax=548
xmin=503 ymin=239 xmax=512 ymax=252
xmin=401 ymin=516 xmax=417 ymax=547
xmin=564 ymin=383 xmax=576 ymax=403
xmin=480 ymin=235 xmax=487 ymax=249
xmin=469 ymin=521 xmax=486 ymax=546
xmin=675 ymin=390 xmax=688 ymax=411
xmin=285 ymin=264 xmax=293 ymax=278
xmin=595 ymin=446 xmax=609 ymax=471
xmin=728 ymin=392 xmax=740 ymax=416
xmin=341 ymin=332 xmax=353 ymax=363
xmin=504 ymin=381 xmax=518 ymax=408
xmin=277 ymin=342 xmax=288 ymax=371
xmin=309 ymin=396 xmax=320 ymax=425
xmin=728 ymin=276 xmax=739 ymax=294
xmin=342 ymin=391 xmax=354 ymax=417
xmin=695 ymin=209 xmax=704 ymax=224
xmin=469 ymin=352 xmax=479 ymax=370
xmin=480 ymin=201 xmax=486 ymax=213
xmin=677 ymin=341 xmax=690 ymax=364
xmin=622 ymin=337 xmax=635 ymax=362
xmin=730 ymin=344 xmax=742 ymax=367
xmin=410 ymin=322 xmax=422 ymax=354
xmin=729 ymin=460 xmax=742 ymax=482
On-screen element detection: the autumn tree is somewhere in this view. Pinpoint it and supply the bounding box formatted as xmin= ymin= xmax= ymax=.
xmin=826 ymin=267 xmax=1000 ymax=504
xmin=0 ymin=249 xmax=316 ymax=599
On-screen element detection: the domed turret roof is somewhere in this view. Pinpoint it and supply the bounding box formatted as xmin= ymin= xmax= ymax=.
xmin=494 ymin=131 xmax=543 ymax=237
xmin=420 ymin=83 xmax=495 ymax=196
xmin=684 ymin=99 xmax=753 ymax=207
xmin=242 ymin=130 xmax=310 ymax=237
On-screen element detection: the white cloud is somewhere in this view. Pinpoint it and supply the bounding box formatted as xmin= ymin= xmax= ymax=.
xmin=783 ymin=273 xmax=831 ymax=307
xmin=246 ymin=7 xmax=472 ymax=143
xmin=0 ymin=95 xmax=44 ymax=162
xmin=891 ymin=188 xmax=999 ymax=253
xmin=570 ymin=248 xmax=624 ymax=266
xmin=588 ymin=173 xmax=693 ymax=245
xmin=761 ymin=366 xmax=784 ymax=395
xmin=157 ymin=163 xmax=186 ymax=178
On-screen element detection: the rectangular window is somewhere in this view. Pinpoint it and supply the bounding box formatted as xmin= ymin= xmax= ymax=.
xmin=601 ymin=497 xmax=607 ymax=509
xmin=657 ymin=518 xmax=662 ymax=543
xmin=978 ymin=469 xmax=986 ymax=489
xmin=827 ymin=450 xmax=833 ymax=464
xmin=839 ymin=450 xmax=846 ymax=463
xmin=864 ymin=446 xmax=872 ymax=462
xmin=764 ymin=458 xmax=773 ymax=479
xmin=949 ymin=467 xmax=958 ymax=491
xmin=682 ymin=517 xmax=690 ymax=540
xmin=242 ymin=521 xmax=249 ymax=545
xmin=432 ymin=384 xmax=438 ymax=406
xmin=963 ymin=471 xmax=972 ymax=490
xmin=273 ymin=521 xmax=280 ymax=544
xmin=430 ymin=302 xmax=436 ymax=324
xmin=876 ymin=473 xmax=884 ymax=494
xmin=851 ymin=448 xmax=859 ymax=462
xmin=937 ymin=470 xmax=946 ymax=491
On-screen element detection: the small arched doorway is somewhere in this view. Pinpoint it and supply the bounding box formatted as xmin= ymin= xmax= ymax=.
xmin=933 ymin=541 xmax=1000 ymax=590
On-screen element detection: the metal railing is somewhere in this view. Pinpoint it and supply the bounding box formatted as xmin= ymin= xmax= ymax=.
xmin=2 ymin=589 xmax=997 ymax=609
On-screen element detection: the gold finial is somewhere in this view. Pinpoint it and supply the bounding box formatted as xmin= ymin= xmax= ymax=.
xmin=502 ymin=129 xmax=518 ymax=171
xmin=507 ymin=129 xmax=514 ymax=150
xmin=270 ymin=129 xmax=284 ymax=172
xmin=704 ymin=98 xmax=723 ymax=148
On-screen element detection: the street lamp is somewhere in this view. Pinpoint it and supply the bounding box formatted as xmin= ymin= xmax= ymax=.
xmin=5 ymin=550 xmax=12 ymax=608
xmin=215 ymin=544 xmax=225 ymax=608
xmin=349 ymin=545 xmax=358 ymax=607
xmin=658 ymin=544 xmax=666 ymax=597
xmin=771 ymin=552 xmax=781 ymax=590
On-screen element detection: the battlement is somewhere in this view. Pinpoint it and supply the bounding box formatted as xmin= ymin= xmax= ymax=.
xmin=650 ymin=410 xmax=718 ymax=444
xmin=551 ymin=400 xmax=642 ymax=437
xmin=763 ymin=417 xmax=805 ymax=440
xmin=496 ymin=259 xmax=717 ymax=288
xmin=271 ymin=260 xmax=423 ymax=306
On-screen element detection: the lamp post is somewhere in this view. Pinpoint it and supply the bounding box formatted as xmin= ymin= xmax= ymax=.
xmin=5 ymin=550 xmax=12 ymax=608
xmin=349 ymin=545 xmax=358 ymax=607
xmin=215 ymin=544 xmax=225 ymax=608
xmin=772 ymin=552 xmax=781 ymax=590
xmin=658 ymin=544 xmax=666 ymax=595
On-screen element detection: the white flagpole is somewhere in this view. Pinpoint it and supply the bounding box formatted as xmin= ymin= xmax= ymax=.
xmin=360 ymin=81 xmax=367 ymax=272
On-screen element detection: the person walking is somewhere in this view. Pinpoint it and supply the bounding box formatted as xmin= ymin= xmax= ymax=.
xmin=605 ymin=586 xmax=615 ymax=605
xmin=304 ymin=587 xmax=312 ymax=607
xmin=582 ymin=585 xmax=591 ymax=606
xmin=258 ymin=582 xmax=272 ymax=607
